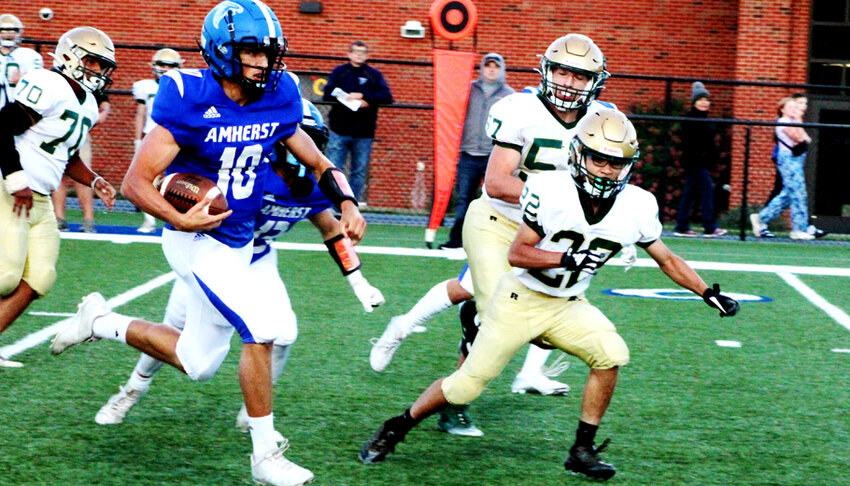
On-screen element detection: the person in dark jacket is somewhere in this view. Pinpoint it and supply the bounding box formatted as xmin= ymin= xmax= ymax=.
xmin=441 ymin=53 xmax=514 ymax=249
xmin=673 ymin=81 xmax=726 ymax=237
xmin=322 ymin=40 xmax=393 ymax=203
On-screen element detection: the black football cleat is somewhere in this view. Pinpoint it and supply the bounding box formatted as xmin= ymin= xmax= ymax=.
xmin=359 ymin=418 xmax=408 ymax=465
xmin=564 ymin=438 xmax=616 ymax=480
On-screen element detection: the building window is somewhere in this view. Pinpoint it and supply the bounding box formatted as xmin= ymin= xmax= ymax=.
xmin=809 ymin=0 xmax=850 ymax=92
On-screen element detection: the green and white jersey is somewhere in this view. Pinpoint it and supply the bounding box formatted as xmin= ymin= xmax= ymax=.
xmin=482 ymin=92 xmax=614 ymax=223
xmin=1 ymin=47 xmax=43 ymax=106
xmin=132 ymin=78 xmax=159 ymax=135
xmin=12 ymin=69 xmax=98 ymax=194
xmin=516 ymin=171 xmax=661 ymax=298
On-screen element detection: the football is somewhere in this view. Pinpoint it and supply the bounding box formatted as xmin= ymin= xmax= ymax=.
xmin=157 ymin=173 xmax=228 ymax=215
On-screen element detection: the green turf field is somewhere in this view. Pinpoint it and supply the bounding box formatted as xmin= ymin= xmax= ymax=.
xmin=0 ymin=219 xmax=848 ymax=485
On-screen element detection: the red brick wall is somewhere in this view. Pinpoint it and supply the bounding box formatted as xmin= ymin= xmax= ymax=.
xmin=730 ymin=0 xmax=810 ymax=208
xmin=5 ymin=0 xmax=808 ymax=212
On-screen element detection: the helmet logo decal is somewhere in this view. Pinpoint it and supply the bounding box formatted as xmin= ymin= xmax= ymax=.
xmin=212 ymin=2 xmax=244 ymax=29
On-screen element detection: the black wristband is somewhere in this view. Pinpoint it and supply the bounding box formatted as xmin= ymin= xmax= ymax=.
xmin=559 ymin=251 xmax=576 ymax=271
xmin=318 ymin=167 xmax=357 ymax=210
xmin=324 ymin=234 xmax=362 ymax=275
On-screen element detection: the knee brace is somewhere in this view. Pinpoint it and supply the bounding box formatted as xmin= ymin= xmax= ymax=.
xmin=441 ymin=368 xmax=488 ymax=406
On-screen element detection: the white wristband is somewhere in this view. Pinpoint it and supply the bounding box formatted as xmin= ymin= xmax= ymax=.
xmin=90 ymin=176 xmax=105 ymax=191
xmin=4 ymin=170 xmax=29 ymax=193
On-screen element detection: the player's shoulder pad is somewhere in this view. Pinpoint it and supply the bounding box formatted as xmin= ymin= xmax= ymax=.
xmin=287 ymin=71 xmax=300 ymax=88
xmin=160 ymin=69 xmax=204 ymax=99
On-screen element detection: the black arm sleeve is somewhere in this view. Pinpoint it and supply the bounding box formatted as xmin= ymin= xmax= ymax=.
xmin=0 ymin=102 xmax=39 ymax=176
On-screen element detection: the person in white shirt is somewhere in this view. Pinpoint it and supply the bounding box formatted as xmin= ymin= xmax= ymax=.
xmin=0 ymin=14 xmax=43 ymax=107
xmin=0 ymin=27 xmax=116 ymax=367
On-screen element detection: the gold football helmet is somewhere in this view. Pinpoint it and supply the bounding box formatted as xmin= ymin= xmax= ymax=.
xmin=538 ymin=34 xmax=609 ymax=111
xmin=569 ymin=108 xmax=639 ymax=199
xmin=53 ymin=27 xmax=117 ymax=94
xmin=0 ymin=14 xmax=24 ymax=49
xmin=151 ymin=48 xmax=184 ymax=79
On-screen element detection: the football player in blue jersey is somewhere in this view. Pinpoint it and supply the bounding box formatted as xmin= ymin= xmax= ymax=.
xmin=50 ymin=2 xmax=363 ymax=485
xmin=93 ymin=101 xmax=384 ymax=441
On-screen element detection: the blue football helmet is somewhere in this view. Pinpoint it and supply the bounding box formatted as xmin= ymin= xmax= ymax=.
xmin=200 ymin=0 xmax=287 ymax=92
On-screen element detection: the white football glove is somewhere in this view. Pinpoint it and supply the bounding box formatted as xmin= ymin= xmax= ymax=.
xmin=347 ymin=270 xmax=385 ymax=312
xmin=620 ymin=244 xmax=637 ymax=272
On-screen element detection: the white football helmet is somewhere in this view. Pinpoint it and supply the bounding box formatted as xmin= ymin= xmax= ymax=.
xmin=151 ymin=48 xmax=183 ymax=79
xmin=0 ymin=14 xmax=23 ymax=49
xmin=569 ymin=108 xmax=639 ymax=199
xmin=53 ymin=27 xmax=117 ymax=94
xmin=538 ymin=34 xmax=609 ymax=111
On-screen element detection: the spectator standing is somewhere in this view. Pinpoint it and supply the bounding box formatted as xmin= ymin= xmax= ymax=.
xmin=440 ymin=53 xmax=514 ymax=249
xmin=322 ymin=40 xmax=393 ymax=203
xmin=762 ymin=92 xmax=826 ymax=238
xmin=750 ymin=97 xmax=816 ymax=240
xmin=52 ymin=92 xmax=109 ymax=233
xmin=673 ymin=82 xmax=726 ymax=237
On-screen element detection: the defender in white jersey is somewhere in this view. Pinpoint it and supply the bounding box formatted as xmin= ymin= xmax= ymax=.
xmin=359 ymin=109 xmax=740 ymax=480
xmin=463 ymin=34 xmax=615 ymax=402
xmin=0 ymin=26 xmax=116 ymax=368
xmin=133 ymin=48 xmax=184 ymax=233
xmin=0 ymin=14 xmax=44 ymax=107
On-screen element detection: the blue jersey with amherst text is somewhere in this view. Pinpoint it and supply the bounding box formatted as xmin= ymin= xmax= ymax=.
xmin=252 ymin=172 xmax=333 ymax=263
xmin=152 ymin=69 xmax=303 ymax=247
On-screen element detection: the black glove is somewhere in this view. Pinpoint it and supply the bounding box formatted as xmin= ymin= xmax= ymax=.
xmin=702 ymin=283 xmax=740 ymax=317
xmin=560 ymin=248 xmax=604 ymax=274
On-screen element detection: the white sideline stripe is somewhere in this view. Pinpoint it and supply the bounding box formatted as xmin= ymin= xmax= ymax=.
xmin=832 ymin=349 xmax=850 ymax=353
xmin=0 ymin=272 xmax=176 ymax=359
xmin=777 ymin=272 xmax=850 ymax=332
xmin=28 ymin=312 xmax=75 ymax=317
xmin=715 ymin=340 xmax=742 ymax=348
xmin=60 ymin=232 xmax=850 ymax=276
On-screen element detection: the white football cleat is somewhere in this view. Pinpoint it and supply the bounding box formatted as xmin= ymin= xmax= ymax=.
xmin=50 ymin=292 xmax=110 ymax=355
xmin=251 ymin=440 xmax=314 ymax=486
xmin=369 ymin=316 xmax=409 ymax=372
xmin=137 ymin=220 xmax=156 ymax=234
xmin=0 ymin=354 xmax=24 ymax=368
xmin=235 ymin=405 xmax=285 ymax=442
xmin=95 ymin=386 xmax=145 ymax=425
xmin=511 ymin=373 xmax=570 ymax=396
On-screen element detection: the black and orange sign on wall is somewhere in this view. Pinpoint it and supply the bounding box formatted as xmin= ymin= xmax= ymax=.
xmin=429 ymin=0 xmax=478 ymax=41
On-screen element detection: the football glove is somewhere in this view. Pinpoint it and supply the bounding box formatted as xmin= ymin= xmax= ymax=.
xmin=347 ymin=270 xmax=385 ymax=313
xmin=702 ymin=283 xmax=740 ymax=317
xmin=560 ymin=248 xmax=605 ymax=274
xmin=619 ymin=244 xmax=637 ymax=272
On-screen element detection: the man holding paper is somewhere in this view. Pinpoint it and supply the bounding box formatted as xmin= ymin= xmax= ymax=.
xmin=322 ymin=40 xmax=393 ymax=203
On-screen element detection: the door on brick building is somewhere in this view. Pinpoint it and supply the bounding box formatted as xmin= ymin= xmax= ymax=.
xmin=809 ymin=99 xmax=850 ymax=233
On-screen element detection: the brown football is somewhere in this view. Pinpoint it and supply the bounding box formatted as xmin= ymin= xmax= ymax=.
xmin=156 ymin=173 xmax=228 ymax=215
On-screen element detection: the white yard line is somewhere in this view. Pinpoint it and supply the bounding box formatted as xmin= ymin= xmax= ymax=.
xmin=10 ymin=235 xmax=848 ymax=361
xmin=0 ymin=272 xmax=176 ymax=359
xmin=776 ymin=272 xmax=850 ymax=332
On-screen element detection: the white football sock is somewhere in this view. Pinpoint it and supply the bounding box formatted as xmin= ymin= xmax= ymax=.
xmin=402 ymin=279 xmax=453 ymax=333
xmin=518 ymin=345 xmax=552 ymax=377
xmin=126 ymin=354 xmax=164 ymax=392
xmin=270 ymin=345 xmax=291 ymax=384
xmin=92 ymin=313 xmax=133 ymax=344
xmin=248 ymin=413 xmax=279 ymax=458
xmin=143 ymin=213 xmax=156 ymax=225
